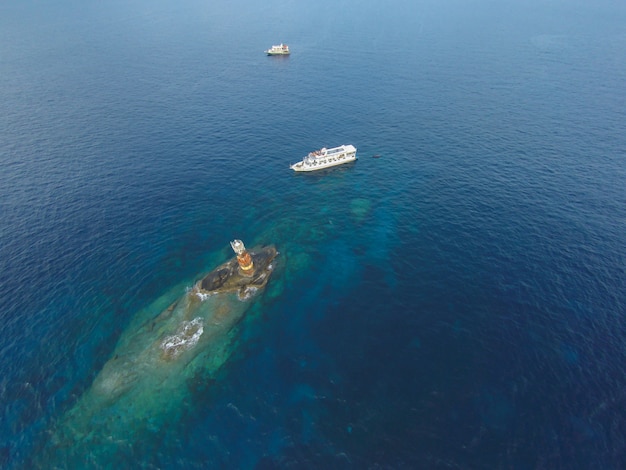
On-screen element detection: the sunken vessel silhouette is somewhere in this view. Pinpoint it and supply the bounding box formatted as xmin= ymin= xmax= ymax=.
xmin=41 ymin=240 xmax=278 ymax=466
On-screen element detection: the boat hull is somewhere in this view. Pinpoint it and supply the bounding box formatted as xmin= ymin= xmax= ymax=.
xmin=290 ymin=144 xmax=357 ymax=172
xmin=290 ymin=155 xmax=357 ymax=172
xmin=265 ymin=44 xmax=290 ymax=55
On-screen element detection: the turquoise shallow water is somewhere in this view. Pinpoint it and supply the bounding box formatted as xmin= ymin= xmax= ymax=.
xmin=1 ymin=0 xmax=626 ymax=468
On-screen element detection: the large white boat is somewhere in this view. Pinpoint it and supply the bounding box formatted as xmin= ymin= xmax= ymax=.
xmin=290 ymin=144 xmax=357 ymax=172
xmin=265 ymin=44 xmax=290 ymax=56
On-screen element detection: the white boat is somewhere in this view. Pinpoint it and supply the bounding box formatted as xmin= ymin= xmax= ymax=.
xmin=265 ymin=44 xmax=290 ymax=55
xmin=290 ymin=144 xmax=357 ymax=172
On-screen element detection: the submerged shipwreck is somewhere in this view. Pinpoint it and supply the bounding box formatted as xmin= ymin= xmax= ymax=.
xmin=44 ymin=240 xmax=278 ymax=465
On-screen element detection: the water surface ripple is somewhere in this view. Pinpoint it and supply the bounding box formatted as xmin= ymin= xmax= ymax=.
xmin=1 ymin=0 xmax=625 ymax=468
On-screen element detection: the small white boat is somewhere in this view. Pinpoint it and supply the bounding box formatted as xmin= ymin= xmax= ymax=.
xmin=290 ymin=145 xmax=357 ymax=172
xmin=265 ymin=44 xmax=290 ymax=56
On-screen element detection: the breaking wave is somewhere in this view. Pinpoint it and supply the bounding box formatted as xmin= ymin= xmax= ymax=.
xmin=160 ymin=317 xmax=204 ymax=360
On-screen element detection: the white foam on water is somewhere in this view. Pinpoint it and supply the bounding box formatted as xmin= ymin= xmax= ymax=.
xmin=238 ymin=286 xmax=259 ymax=301
xmin=194 ymin=291 xmax=213 ymax=302
xmin=160 ymin=317 xmax=204 ymax=359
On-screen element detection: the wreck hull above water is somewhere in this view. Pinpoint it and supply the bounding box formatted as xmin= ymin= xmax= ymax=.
xmin=198 ymin=245 xmax=278 ymax=299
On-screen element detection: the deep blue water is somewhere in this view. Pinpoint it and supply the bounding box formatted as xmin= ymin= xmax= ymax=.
xmin=1 ymin=0 xmax=626 ymax=468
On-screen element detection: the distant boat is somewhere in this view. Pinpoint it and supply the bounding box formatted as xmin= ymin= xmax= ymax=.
xmin=290 ymin=145 xmax=357 ymax=172
xmin=265 ymin=43 xmax=290 ymax=56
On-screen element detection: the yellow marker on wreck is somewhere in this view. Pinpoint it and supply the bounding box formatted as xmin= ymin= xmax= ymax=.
xmin=231 ymin=239 xmax=254 ymax=274
xmin=40 ymin=240 xmax=278 ymax=467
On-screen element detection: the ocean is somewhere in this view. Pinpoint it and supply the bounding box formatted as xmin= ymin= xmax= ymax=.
xmin=1 ymin=0 xmax=625 ymax=468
